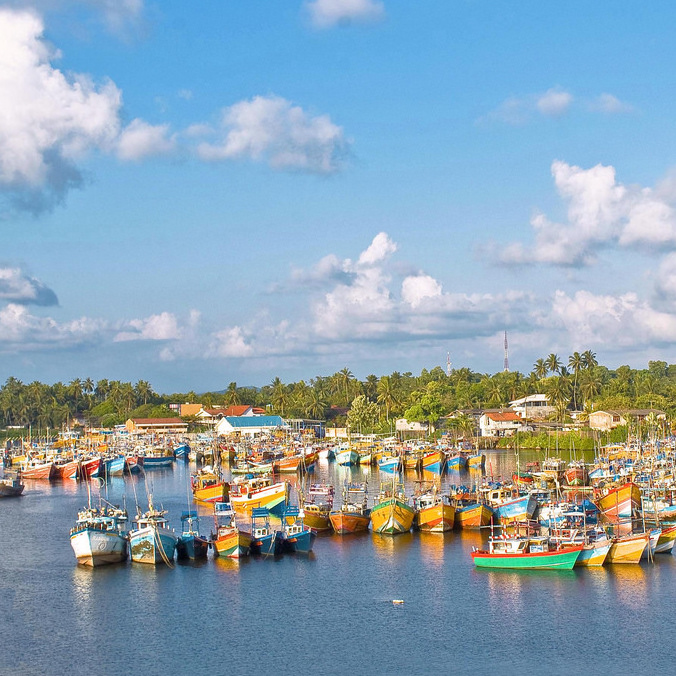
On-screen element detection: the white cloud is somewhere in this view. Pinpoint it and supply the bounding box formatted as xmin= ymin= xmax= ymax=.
xmin=358 ymin=232 xmax=397 ymax=265
xmin=196 ymin=95 xmax=348 ymax=174
xmin=0 ymin=267 xmax=58 ymax=306
xmin=588 ymin=93 xmax=633 ymax=114
xmin=116 ymin=119 xmax=175 ymax=161
xmin=306 ymin=0 xmax=385 ymax=29
xmin=497 ymin=160 xmax=676 ymax=267
xmin=0 ymin=8 xmax=122 ymax=210
xmin=536 ymin=88 xmax=573 ymax=117
xmin=114 ymin=312 xmax=182 ymax=342
xmin=0 ymin=303 xmax=105 ymax=351
xmin=401 ymin=274 xmax=442 ymax=309
xmin=208 ymin=326 xmax=254 ymax=358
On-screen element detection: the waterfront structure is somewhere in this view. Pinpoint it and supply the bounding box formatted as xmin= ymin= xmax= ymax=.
xmin=125 ymin=418 xmax=188 ymax=434
xmin=215 ymin=415 xmax=288 ymax=437
xmin=479 ymin=410 xmax=524 ymax=437
xmin=508 ymin=394 xmax=555 ymax=420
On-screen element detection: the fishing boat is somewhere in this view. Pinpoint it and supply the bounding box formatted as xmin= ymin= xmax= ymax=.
xmin=446 ymin=453 xmax=468 ymax=471
xmin=606 ymin=531 xmax=649 ymax=564
xmin=378 ymin=454 xmax=401 ymax=473
xmin=211 ymin=502 xmax=251 ymax=558
xmin=471 ymin=535 xmax=583 ymax=570
xmin=174 ymin=443 xmax=190 ymax=459
xmin=191 ymin=467 xmax=228 ymax=503
xmin=547 ymin=513 xmax=611 ymax=567
xmin=421 ymin=450 xmax=445 ymax=474
xmin=413 ymin=486 xmax=455 ymax=532
xmin=483 ymin=486 xmax=537 ymax=524
xmin=128 ymin=496 xmax=178 ymax=565
xmin=80 ymin=457 xmax=102 ymax=479
xmin=106 ymin=455 xmax=126 ymax=477
xmin=176 ymin=511 xmax=209 ymax=560
xmin=70 ymin=503 xmax=129 ymax=567
xmin=277 ymin=506 xmax=315 ymax=554
xmin=20 ymin=458 xmax=57 ymax=480
xmin=0 ymin=472 xmax=24 ymax=497
xmin=467 ymin=453 xmax=485 ymax=469
xmin=229 ymin=476 xmax=289 ymax=516
xmin=371 ymin=479 xmax=415 ymax=535
xmin=138 ymin=452 xmax=174 ymax=469
xmin=596 ymin=482 xmax=642 ymax=521
xmin=454 ymin=501 xmax=494 ymax=529
xmin=654 ymin=524 xmax=676 ymax=554
xmin=335 ymin=446 xmax=359 ymax=467
xmin=300 ymin=483 xmax=334 ymax=532
xmin=330 ymin=482 xmax=371 ymax=534
xmin=54 ymin=458 xmax=80 ymax=480
xmin=249 ymin=507 xmax=277 ymax=555
xmin=564 ymin=461 xmax=588 ymax=487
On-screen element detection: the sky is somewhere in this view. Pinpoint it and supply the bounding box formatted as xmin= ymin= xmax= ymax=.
xmin=2 ymin=0 xmax=676 ymax=392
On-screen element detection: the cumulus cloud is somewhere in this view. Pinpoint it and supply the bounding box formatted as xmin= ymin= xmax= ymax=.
xmin=0 ymin=303 xmax=105 ymax=351
xmin=208 ymin=326 xmax=254 ymax=358
xmin=195 ymin=95 xmax=349 ymax=174
xmin=306 ymin=0 xmax=385 ymax=28
xmin=478 ymin=88 xmax=630 ymax=126
xmin=0 ymin=268 xmax=58 ymax=306
xmin=0 ymin=8 xmax=122 ymax=211
xmin=116 ymin=119 xmax=176 ymax=161
xmin=495 ymin=160 xmax=676 ymax=267
xmin=114 ymin=312 xmax=182 ymax=342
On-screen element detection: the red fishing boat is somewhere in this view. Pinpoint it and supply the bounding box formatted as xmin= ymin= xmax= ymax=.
xmin=21 ymin=459 xmax=57 ymax=480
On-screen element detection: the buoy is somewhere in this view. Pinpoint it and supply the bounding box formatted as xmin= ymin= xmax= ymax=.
xmin=392 ymin=599 xmax=404 ymax=605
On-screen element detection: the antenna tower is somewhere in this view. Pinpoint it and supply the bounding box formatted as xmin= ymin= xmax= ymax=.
xmin=503 ymin=331 xmax=509 ymax=372
xmin=446 ymin=352 xmax=452 ymax=377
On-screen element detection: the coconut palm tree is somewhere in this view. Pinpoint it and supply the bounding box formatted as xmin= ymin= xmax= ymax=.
xmin=225 ymin=382 xmax=240 ymax=406
xmin=582 ymin=350 xmax=598 ymax=370
xmin=568 ymin=352 xmax=584 ymax=410
xmin=546 ymin=353 xmax=562 ymax=375
xmin=377 ymin=375 xmax=400 ymax=423
xmin=533 ymin=358 xmax=548 ymax=380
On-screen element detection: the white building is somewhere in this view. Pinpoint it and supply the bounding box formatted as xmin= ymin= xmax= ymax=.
xmin=509 ymin=394 xmax=555 ymax=420
xmin=479 ymin=411 xmax=524 ymax=437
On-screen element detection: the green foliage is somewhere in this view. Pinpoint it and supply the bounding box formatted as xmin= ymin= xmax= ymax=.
xmin=347 ymin=395 xmax=379 ymax=433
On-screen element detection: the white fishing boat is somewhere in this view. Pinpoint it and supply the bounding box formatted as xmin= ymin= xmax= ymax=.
xmin=129 ymin=496 xmax=178 ymax=565
xmin=70 ymin=503 xmax=129 ymax=566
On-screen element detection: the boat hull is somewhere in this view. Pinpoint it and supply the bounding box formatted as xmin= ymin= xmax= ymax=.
xmin=454 ymin=503 xmax=493 ymax=529
xmin=70 ymin=529 xmax=128 ymax=567
xmin=416 ymin=503 xmax=455 ymax=532
xmin=193 ymin=483 xmax=226 ymax=503
xmin=177 ymin=534 xmax=209 ymax=560
xmin=607 ymin=533 xmax=649 ymax=564
xmin=212 ymin=529 xmax=252 ymax=558
xmin=231 ymin=482 xmax=288 ymax=516
xmin=575 ymin=539 xmax=611 ymax=567
xmin=472 ymin=545 xmax=582 ymax=570
xmin=655 ymin=525 xmax=676 ymax=554
xmin=371 ymin=498 xmax=415 ymax=535
xmin=597 ymin=482 xmax=642 ymax=521
xmin=129 ymin=526 xmax=178 ymax=565
xmin=329 ymin=510 xmax=371 ymax=534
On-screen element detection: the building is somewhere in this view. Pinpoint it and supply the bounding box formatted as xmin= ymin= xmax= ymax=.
xmin=479 ymin=410 xmax=524 ymax=437
xmin=215 ymin=415 xmax=288 ymax=437
xmin=395 ymin=419 xmax=430 ymax=434
xmin=509 ymin=394 xmax=555 ymax=420
xmin=126 ymin=418 xmax=188 ymax=434
xmin=588 ymin=409 xmax=665 ymax=432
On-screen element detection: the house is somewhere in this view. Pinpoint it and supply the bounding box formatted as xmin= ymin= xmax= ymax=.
xmin=395 ymin=419 xmax=430 ymax=434
xmin=126 ymin=418 xmax=188 ymax=434
xmin=479 ymin=410 xmax=524 ymax=437
xmin=215 ymin=415 xmax=288 ymax=437
xmin=509 ymin=394 xmax=555 ymax=420
xmin=588 ymin=409 xmax=665 ymax=431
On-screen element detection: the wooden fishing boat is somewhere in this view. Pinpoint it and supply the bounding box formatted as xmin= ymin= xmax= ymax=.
xmin=20 ymin=459 xmax=57 ymax=480
xmin=80 ymin=457 xmax=102 ymax=479
xmin=371 ymin=480 xmax=415 ymax=535
xmin=229 ymin=476 xmax=289 ymax=516
xmin=454 ymin=502 xmax=493 ymax=529
xmin=413 ymin=488 xmax=455 ymax=532
xmin=176 ymin=511 xmax=209 ymax=560
xmin=378 ymin=455 xmax=401 ymax=474
xmin=358 ymin=450 xmax=373 ymax=466
xmin=0 ymin=473 xmax=24 ymax=497
xmin=70 ymin=504 xmax=129 ymax=566
xmin=483 ymin=487 xmax=537 ymax=524
xmin=471 ymin=537 xmax=582 ymax=570
xmin=249 ymin=507 xmax=277 ymax=555
xmin=54 ymin=459 xmax=79 ymax=480
xmin=446 ymin=453 xmax=467 ymax=471
xmin=275 ymin=454 xmax=303 ymax=474
xmin=330 ymin=482 xmax=371 ymax=534
xmin=402 ymin=451 xmax=421 ymax=471
xmin=467 ymin=453 xmax=485 ymax=469
xmin=335 ymin=447 xmax=359 ymax=466
xmin=421 ymin=450 xmax=445 ymax=474
xmin=277 ymin=506 xmax=315 ymax=554
xmin=300 ymin=483 xmax=334 ymax=532
xmin=596 ymin=482 xmax=642 ymax=521
xmin=128 ymin=497 xmax=178 ymax=565
xmin=654 ymin=525 xmax=676 ymax=554
xmin=606 ymin=532 xmax=649 ymax=564
xmin=191 ymin=468 xmax=227 ymax=503
xmin=211 ymin=503 xmax=251 ymax=558
xmin=564 ymin=461 xmax=588 ymax=487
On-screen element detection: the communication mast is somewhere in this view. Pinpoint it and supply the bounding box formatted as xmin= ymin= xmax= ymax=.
xmin=503 ymin=331 xmax=509 ymax=372
xmin=446 ymin=352 xmax=452 ymax=377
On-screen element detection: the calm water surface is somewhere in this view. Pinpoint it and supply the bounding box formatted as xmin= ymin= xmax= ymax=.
xmin=2 ymin=449 xmax=674 ymax=676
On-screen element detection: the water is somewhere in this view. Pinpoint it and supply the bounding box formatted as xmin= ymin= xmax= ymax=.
xmin=2 ymin=449 xmax=675 ymax=676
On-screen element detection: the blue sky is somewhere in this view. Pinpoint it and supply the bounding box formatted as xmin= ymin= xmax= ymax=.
xmin=2 ymin=0 xmax=676 ymax=392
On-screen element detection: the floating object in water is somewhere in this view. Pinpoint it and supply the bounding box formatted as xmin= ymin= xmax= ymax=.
xmin=392 ymin=599 xmax=404 ymax=605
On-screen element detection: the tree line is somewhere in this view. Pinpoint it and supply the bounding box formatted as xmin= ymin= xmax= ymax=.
xmin=2 ymin=354 xmax=676 ymax=434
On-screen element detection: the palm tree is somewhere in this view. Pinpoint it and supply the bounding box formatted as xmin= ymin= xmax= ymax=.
xmin=546 ymin=353 xmax=562 ymax=375
xmin=568 ymin=352 xmax=584 ymax=410
xmin=225 ymin=382 xmax=240 ymax=405
xmin=270 ymin=378 xmax=289 ymax=416
xmin=377 ymin=375 xmax=400 ymax=423
xmin=533 ymin=358 xmax=548 ymax=380
xmin=363 ymin=374 xmax=378 ymax=401
xmin=582 ymin=350 xmax=598 ymax=370
xmin=305 ymin=389 xmax=327 ymax=420
xmin=135 ymin=380 xmax=153 ymax=405
xmin=336 ymin=368 xmax=355 ymax=406
xmin=579 ymin=369 xmax=601 ymax=407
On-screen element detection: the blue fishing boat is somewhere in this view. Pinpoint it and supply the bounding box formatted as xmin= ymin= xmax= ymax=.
xmin=106 ymin=455 xmax=126 ymax=476
xmin=378 ymin=455 xmax=401 ymax=473
xmin=277 ymin=506 xmax=315 ymax=554
xmin=249 ymin=507 xmax=277 ymax=556
xmin=446 ymin=453 xmax=468 ymax=470
xmin=174 ymin=443 xmax=190 ymax=460
xmin=176 ymin=511 xmax=209 ymax=560
xmin=128 ymin=496 xmax=178 ymax=565
xmin=139 ymin=454 xmax=174 ymax=469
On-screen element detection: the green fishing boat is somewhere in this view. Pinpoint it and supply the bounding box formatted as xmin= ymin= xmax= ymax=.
xmin=472 ymin=536 xmax=582 ymax=570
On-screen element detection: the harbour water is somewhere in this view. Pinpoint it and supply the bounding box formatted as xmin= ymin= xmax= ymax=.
xmin=2 ymin=449 xmax=675 ymax=676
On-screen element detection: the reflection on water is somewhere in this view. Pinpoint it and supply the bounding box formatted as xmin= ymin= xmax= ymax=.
xmin=371 ymin=532 xmax=414 ymax=559
xmin=417 ymin=532 xmax=447 ymax=568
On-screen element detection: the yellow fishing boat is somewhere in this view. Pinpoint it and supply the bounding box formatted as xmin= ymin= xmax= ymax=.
xmin=606 ymin=532 xmax=649 ymax=564
xmin=191 ymin=470 xmax=227 ymax=503
xmin=371 ymin=480 xmax=415 ymax=535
